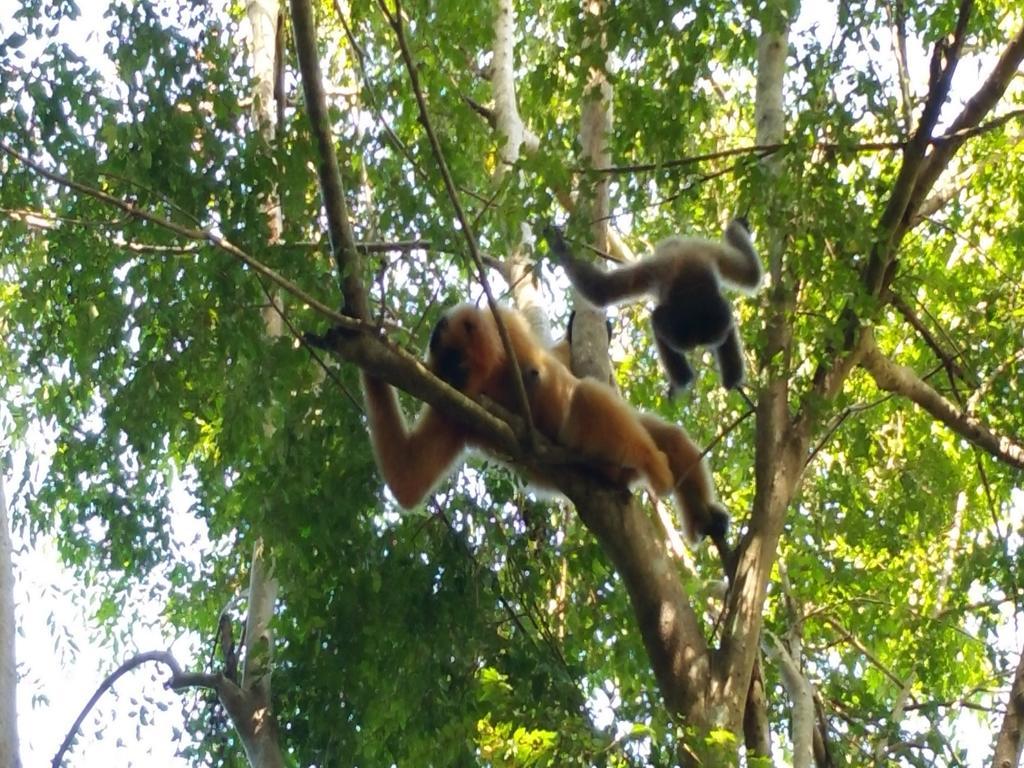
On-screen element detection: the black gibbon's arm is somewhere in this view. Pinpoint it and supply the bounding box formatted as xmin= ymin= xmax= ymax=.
xmin=542 ymin=220 xmax=762 ymax=392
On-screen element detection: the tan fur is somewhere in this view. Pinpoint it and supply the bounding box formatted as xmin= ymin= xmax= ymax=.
xmin=549 ymin=325 xmax=727 ymax=541
xmin=363 ymin=303 xmax=688 ymax=508
xmin=636 ymin=414 xmax=721 ymax=542
xmin=435 ymin=305 xmax=673 ymax=495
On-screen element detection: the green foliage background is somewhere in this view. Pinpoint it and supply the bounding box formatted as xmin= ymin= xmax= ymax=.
xmin=1 ymin=0 xmax=1022 ymax=765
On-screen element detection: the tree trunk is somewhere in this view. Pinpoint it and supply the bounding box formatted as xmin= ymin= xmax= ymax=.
xmin=571 ymin=0 xmax=613 ymax=384
xmin=993 ymin=640 xmax=1024 ymax=768
xmin=0 ymin=470 xmax=21 ymax=768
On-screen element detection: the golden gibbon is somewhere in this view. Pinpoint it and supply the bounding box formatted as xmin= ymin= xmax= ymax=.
xmin=544 ymin=219 xmax=762 ymax=393
xmin=359 ymin=303 xmax=728 ymax=541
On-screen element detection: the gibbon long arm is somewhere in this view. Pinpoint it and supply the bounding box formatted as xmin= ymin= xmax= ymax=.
xmin=360 ymin=373 xmax=467 ymax=507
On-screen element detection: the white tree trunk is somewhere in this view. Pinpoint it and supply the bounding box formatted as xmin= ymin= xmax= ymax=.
xmin=489 ymin=0 xmax=548 ymax=340
xmin=0 ymin=471 xmax=21 ymax=768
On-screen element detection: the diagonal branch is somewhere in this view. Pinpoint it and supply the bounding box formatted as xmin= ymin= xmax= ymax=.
xmin=0 ymin=142 xmax=561 ymax=476
xmin=906 ymin=25 xmax=1024 ymax=224
xmin=860 ymin=330 xmax=1024 ymax=470
xmin=52 ymin=651 xmax=226 ymax=768
xmin=568 ymin=487 xmax=712 ymax=726
xmin=289 ymin=0 xmax=369 ymax=320
xmin=886 ymin=291 xmax=970 ymax=384
xmin=799 ymin=1 xmax=1009 ymax=421
xmin=866 ymin=0 xmax=972 ymax=293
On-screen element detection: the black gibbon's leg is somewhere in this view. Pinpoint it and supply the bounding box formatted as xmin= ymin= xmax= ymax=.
xmin=714 ymin=327 xmax=746 ymax=390
xmin=652 ymin=327 xmax=695 ymax=394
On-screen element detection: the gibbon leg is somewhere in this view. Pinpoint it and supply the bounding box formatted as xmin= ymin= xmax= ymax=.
xmin=638 ymin=414 xmax=730 ymax=542
xmin=713 ymin=327 xmax=746 ymax=390
xmin=560 ymin=379 xmax=674 ymax=495
xmin=652 ymin=325 xmax=696 ymax=394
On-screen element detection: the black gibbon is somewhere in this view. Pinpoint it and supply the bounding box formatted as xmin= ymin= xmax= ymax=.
xmin=544 ymin=219 xmax=762 ymax=393
xmin=357 ymin=303 xmax=727 ymax=541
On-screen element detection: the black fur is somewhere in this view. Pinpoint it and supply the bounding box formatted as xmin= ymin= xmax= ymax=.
xmin=428 ymin=316 xmax=471 ymax=391
xmin=543 ymin=221 xmax=757 ymax=393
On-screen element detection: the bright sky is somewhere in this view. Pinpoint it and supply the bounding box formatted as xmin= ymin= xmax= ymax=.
xmin=3 ymin=0 xmax=1022 ymax=766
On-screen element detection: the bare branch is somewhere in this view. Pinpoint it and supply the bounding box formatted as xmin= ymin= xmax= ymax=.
xmin=907 ymin=29 xmax=1024 ymax=222
xmin=887 ymin=292 xmax=969 ymax=383
xmin=861 ymin=330 xmax=1024 ymax=470
xmin=52 ymin=651 xmax=221 ymax=768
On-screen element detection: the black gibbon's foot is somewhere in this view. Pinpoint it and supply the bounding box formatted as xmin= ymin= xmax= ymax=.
xmin=654 ymin=332 xmax=696 ymax=396
xmin=704 ymin=504 xmax=734 ymax=578
xmin=704 ymin=503 xmax=730 ymax=542
xmin=303 ymin=321 xmax=361 ymax=351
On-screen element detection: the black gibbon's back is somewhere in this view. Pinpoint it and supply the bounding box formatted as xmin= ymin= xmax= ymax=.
xmin=543 ymin=219 xmax=762 ymax=393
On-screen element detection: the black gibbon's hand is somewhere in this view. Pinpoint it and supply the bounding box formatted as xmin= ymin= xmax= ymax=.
xmin=303 ymin=307 xmax=363 ymax=351
xmin=540 ymin=224 xmax=573 ymax=265
xmin=304 ymin=326 xmax=351 ymax=351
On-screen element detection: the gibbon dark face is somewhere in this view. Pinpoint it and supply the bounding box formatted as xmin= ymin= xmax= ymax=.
xmin=428 ymin=315 xmax=471 ymax=391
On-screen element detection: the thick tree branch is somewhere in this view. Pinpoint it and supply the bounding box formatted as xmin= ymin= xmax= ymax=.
xmin=0 ymin=472 xmax=18 ymax=768
xmin=4 ymin=143 xmax=621 ymax=507
xmin=713 ymin=13 xmax=797 ymax=734
xmin=906 ymin=26 xmax=1024 ymax=223
xmin=799 ymin=1 xmax=1011 ymax=420
xmin=867 ymin=0 xmax=971 ymax=287
xmin=488 ymin=0 xmax=549 ymax=340
xmin=241 ymin=540 xmax=278 ymax=703
xmin=765 ymin=633 xmax=814 ymax=768
xmin=491 ymin=0 xmax=539 ymax=165
xmin=861 ymin=330 xmax=1024 ymax=470
xmin=571 ymin=0 xmax=614 ymax=384
xmin=742 ymin=657 xmax=771 ymax=760
xmin=567 ymin=489 xmax=712 ymax=727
